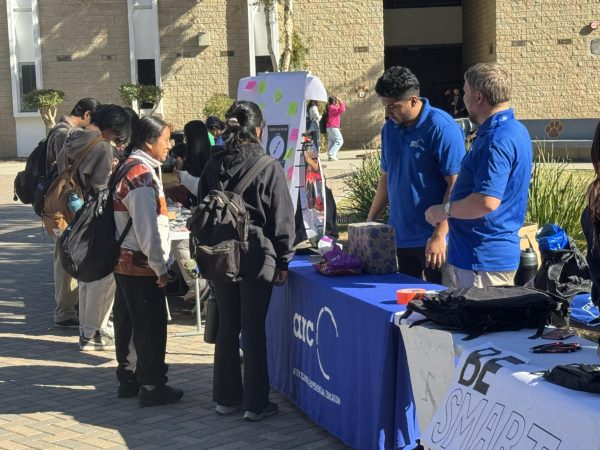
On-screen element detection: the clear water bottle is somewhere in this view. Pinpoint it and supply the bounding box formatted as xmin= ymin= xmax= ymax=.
xmin=67 ymin=192 xmax=84 ymax=213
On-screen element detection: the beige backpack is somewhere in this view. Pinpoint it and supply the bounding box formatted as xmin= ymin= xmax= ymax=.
xmin=42 ymin=136 xmax=103 ymax=237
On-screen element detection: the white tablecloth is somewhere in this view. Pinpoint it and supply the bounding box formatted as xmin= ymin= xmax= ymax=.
xmin=395 ymin=315 xmax=600 ymax=450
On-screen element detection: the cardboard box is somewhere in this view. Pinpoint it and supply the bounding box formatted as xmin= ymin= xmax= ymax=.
xmin=519 ymin=222 xmax=540 ymax=268
xmin=348 ymin=222 xmax=398 ymax=274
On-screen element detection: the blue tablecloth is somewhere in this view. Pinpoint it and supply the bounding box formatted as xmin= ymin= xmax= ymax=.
xmin=266 ymin=256 xmax=443 ymax=450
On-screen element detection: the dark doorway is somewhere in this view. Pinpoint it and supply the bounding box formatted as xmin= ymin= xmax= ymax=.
xmin=384 ymin=45 xmax=463 ymax=111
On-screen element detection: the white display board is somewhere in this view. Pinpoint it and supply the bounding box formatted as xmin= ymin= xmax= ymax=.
xmin=237 ymin=72 xmax=328 ymax=238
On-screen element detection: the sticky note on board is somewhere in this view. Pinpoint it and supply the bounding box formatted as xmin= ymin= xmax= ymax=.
xmin=284 ymin=148 xmax=294 ymax=161
xmin=258 ymin=81 xmax=267 ymax=94
xmin=244 ymin=80 xmax=257 ymax=90
xmin=290 ymin=128 xmax=299 ymax=141
xmin=288 ymin=102 xmax=298 ymax=116
xmin=287 ymin=165 xmax=294 ymax=179
xmin=258 ymin=102 xmax=266 ymax=112
xmin=274 ymin=88 xmax=283 ymax=102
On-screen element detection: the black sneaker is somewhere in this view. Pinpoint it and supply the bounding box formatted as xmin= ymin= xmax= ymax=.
xmin=55 ymin=318 xmax=79 ymax=328
xmin=138 ymin=384 xmax=183 ymax=407
xmin=118 ymin=381 xmax=140 ymax=398
xmin=243 ymin=402 xmax=279 ymax=422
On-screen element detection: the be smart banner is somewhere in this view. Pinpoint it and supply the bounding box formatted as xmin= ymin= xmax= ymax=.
xmin=421 ymin=343 xmax=600 ymax=450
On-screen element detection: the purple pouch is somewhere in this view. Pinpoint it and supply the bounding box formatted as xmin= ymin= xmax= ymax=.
xmin=313 ymin=246 xmax=362 ymax=276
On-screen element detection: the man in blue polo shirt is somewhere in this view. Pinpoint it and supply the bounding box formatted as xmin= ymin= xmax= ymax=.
xmin=368 ymin=66 xmax=465 ymax=283
xmin=425 ymin=63 xmax=532 ymax=287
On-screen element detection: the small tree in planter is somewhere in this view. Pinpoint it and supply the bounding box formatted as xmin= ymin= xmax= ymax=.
xmin=23 ymin=88 xmax=65 ymax=133
xmin=118 ymin=83 xmax=164 ymax=115
xmin=203 ymin=93 xmax=235 ymax=120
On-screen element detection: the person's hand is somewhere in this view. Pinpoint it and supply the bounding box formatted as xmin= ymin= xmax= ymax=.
xmin=425 ymin=204 xmax=447 ymax=227
xmin=156 ymin=273 xmax=168 ymax=288
xmin=273 ymin=269 xmax=288 ymax=286
xmin=425 ymin=234 xmax=447 ymax=270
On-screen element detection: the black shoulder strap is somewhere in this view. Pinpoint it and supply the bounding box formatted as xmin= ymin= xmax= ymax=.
xmin=232 ymin=155 xmax=272 ymax=195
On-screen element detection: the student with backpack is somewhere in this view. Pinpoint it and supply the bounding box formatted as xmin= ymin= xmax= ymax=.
xmin=46 ymin=98 xmax=102 ymax=328
xmin=112 ymin=116 xmax=183 ymax=406
xmin=57 ymin=104 xmax=131 ymax=351
xmin=195 ymin=101 xmax=295 ymax=421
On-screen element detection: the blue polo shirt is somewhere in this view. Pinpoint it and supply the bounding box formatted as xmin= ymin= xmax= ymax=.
xmin=448 ymin=109 xmax=532 ymax=271
xmin=381 ymin=98 xmax=465 ymax=248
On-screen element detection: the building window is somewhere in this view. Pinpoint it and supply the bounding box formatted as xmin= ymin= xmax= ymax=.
xmin=19 ymin=62 xmax=36 ymax=112
xmin=137 ymin=59 xmax=156 ymax=108
xmin=384 ymin=0 xmax=461 ymax=8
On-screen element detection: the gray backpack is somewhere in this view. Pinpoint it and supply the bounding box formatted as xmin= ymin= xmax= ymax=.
xmin=187 ymin=155 xmax=272 ymax=282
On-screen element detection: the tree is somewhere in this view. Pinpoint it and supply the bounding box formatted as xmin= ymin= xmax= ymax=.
xmin=261 ymin=0 xmax=279 ymax=71
xmin=118 ymin=83 xmax=164 ymax=115
xmin=256 ymin=0 xmax=294 ymax=72
xmin=280 ymin=0 xmax=294 ymax=72
xmin=23 ymin=89 xmax=65 ymax=133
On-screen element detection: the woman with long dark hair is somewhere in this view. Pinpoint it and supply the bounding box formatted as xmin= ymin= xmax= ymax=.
xmin=112 ymin=115 xmax=183 ymax=406
xmin=582 ymin=121 xmax=600 ymax=308
xmin=172 ymin=120 xmax=213 ymax=302
xmin=198 ymin=101 xmax=295 ymax=421
xmin=306 ymin=100 xmax=321 ymax=151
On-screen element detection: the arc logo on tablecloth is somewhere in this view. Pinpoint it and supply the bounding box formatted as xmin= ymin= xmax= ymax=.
xmin=293 ymin=306 xmax=339 ymax=380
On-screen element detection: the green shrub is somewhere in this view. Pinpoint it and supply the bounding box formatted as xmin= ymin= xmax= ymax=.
xmin=342 ymin=150 xmax=387 ymax=221
xmin=23 ymin=89 xmax=65 ymax=131
xmin=526 ymin=149 xmax=592 ymax=248
xmin=23 ymin=89 xmax=65 ymax=110
xmin=203 ymin=93 xmax=235 ymax=120
xmin=118 ymin=83 xmax=140 ymax=106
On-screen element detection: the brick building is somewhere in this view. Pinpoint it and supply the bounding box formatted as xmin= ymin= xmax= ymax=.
xmin=1 ymin=0 xmax=599 ymax=158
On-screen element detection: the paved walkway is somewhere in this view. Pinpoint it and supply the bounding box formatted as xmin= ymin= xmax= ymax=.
xmin=0 ymin=164 xmax=352 ymax=448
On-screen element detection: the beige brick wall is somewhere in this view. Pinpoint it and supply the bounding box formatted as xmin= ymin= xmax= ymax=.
xmin=0 ymin=1 xmax=17 ymax=158
xmin=496 ymin=0 xmax=600 ymax=119
xmin=295 ymin=0 xmax=385 ymax=149
xmin=36 ymin=0 xmax=130 ymax=117
xmin=158 ymin=0 xmax=250 ymax=131
xmin=462 ymin=0 xmax=497 ymax=70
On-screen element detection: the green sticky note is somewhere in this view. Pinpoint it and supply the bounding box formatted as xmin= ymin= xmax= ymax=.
xmin=274 ymin=88 xmax=283 ymax=102
xmin=288 ymin=102 xmax=298 ymax=116
xmin=284 ymin=148 xmax=294 ymax=160
xmin=258 ymin=81 xmax=267 ymax=94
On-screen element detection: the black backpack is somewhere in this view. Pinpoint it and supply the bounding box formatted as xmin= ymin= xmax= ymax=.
xmin=13 ymin=124 xmax=67 ymax=208
xmin=400 ymin=286 xmax=568 ymax=340
xmin=543 ymin=363 xmax=600 ymax=394
xmin=319 ymin=106 xmax=329 ymax=134
xmin=59 ymin=160 xmax=141 ymax=282
xmin=187 ymin=155 xmax=272 ymax=282
xmin=533 ymin=237 xmax=591 ymax=301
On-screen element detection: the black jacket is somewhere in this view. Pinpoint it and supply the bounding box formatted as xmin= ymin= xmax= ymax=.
xmin=582 ymin=207 xmax=600 ymax=306
xmin=198 ymin=143 xmax=295 ymax=279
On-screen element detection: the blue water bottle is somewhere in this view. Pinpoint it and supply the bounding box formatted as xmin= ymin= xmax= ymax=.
xmin=67 ymin=192 xmax=84 ymax=213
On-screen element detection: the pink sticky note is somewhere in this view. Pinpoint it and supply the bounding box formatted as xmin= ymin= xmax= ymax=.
xmin=290 ymin=128 xmax=299 ymax=141
xmin=244 ymin=80 xmax=257 ymax=90
xmin=287 ymin=165 xmax=294 ymax=179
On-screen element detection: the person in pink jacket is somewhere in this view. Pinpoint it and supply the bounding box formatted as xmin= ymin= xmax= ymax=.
xmin=325 ymin=96 xmax=345 ymax=161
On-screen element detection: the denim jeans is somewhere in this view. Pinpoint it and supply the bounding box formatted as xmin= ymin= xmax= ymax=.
xmin=326 ymin=127 xmax=344 ymax=159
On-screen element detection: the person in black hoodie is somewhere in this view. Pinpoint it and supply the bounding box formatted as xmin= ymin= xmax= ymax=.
xmin=582 ymin=121 xmax=600 ymax=307
xmin=198 ymin=100 xmax=295 ymax=422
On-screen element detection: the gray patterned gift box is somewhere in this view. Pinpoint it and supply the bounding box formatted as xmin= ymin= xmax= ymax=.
xmin=348 ymin=222 xmax=398 ymax=274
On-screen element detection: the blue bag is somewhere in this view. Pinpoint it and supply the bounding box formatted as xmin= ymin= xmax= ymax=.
xmin=536 ymin=223 xmax=568 ymax=253
xmin=570 ymin=294 xmax=600 ymax=327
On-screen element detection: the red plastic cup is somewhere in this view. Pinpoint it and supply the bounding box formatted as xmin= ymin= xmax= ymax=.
xmin=396 ymin=288 xmax=426 ymax=305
